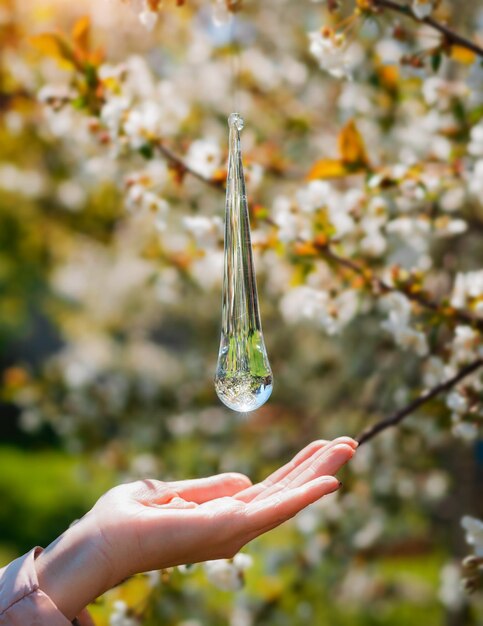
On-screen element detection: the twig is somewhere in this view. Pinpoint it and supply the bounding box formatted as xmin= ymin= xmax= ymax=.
xmin=371 ymin=0 xmax=483 ymax=58
xmin=155 ymin=140 xmax=224 ymax=190
xmin=357 ymin=357 xmax=483 ymax=445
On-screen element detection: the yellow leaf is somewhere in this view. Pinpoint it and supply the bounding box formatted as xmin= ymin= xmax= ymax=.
xmin=114 ymin=575 xmax=151 ymax=606
xmin=338 ymin=119 xmax=369 ymax=165
xmin=72 ymin=16 xmax=90 ymax=54
xmin=450 ymin=45 xmax=476 ymax=65
xmin=377 ymin=64 xmax=399 ymax=89
xmin=306 ymin=158 xmax=349 ymax=180
xmin=294 ymin=241 xmax=318 ymax=256
xmin=89 ymin=47 xmax=105 ymax=66
xmin=30 ymin=33 xmax=76 ymax=69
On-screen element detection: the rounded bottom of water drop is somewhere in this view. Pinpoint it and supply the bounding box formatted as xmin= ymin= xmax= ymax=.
xmin=214 ymin=373 xmax=273 ymax=412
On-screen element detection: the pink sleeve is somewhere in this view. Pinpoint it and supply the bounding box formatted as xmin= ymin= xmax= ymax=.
xmin=0 ymin=548 xmax=93 ymax=626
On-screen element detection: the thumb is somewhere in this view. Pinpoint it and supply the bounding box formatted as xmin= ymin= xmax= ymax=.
xmin=169 ymin=473 xmax=252 ymax=504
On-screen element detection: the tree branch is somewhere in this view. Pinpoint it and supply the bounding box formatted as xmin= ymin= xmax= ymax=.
xmin=152 ymin=141 xmax=483 ymax=333
xmin=371 ymin=0 xmax=483 ymax=59
xmin=357 ymin=357 xmax=483 ymax=445
xmin=152 ymin=140 xmax=483 ymax=448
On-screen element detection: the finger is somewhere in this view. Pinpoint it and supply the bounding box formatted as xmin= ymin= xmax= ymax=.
xmin=153 ymin=496 xmax=197 ymax=509
xmin=245 ymin=475 xmax=341 ymax=533
xmin=276 ymin=443 xmax=354 ymax=491
xmin=169 ymin=473 xmax=252 ymax=504
xmin=262 ymin=437 xmax=355 ymax=489
xmin=251 ymin=442 xmax=355 ymax=502
xmin=246 ymin=438 xmax=356 ymax=503
xmin=234 ymin=439 xmax=329 ymax=503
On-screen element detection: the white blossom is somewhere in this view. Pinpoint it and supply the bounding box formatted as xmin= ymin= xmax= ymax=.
xmin=296 ymin=180 xmax=333 ymax=213
xmin=452 ymin=420 xmax=478 ymax=442
xmin=101 ymin=96 xmax=130 ymax=136
xmin=182 ymin=215 xmax=223 ymax=248
xmin=467 ymin=60 xmax=483 ymax=106
xmin=352 ymin=516 xmax=384 ymax=549
xmin=125 ymin=184 xmax=169 ymax=228
xmin=451 ymin=271 xmax=483 ymax=317
xmin=281 ymin=286 xmax=329 ymax=326
xmin=360 ymin=199 xmax=388 ymax=257
xmin=469 ymin=159 xmax=483 ymax=197
xmin=0 ymin=164 xmax=46 ymax=198
xmin=295 ymin=181 xmax=356 ymax=237
xmin=139 ymin=0 xmax=159 ymax=31
xmin=19 ymin=409 xmax=42 ymax=434
xmin=438 ymin=563 xmax=465 ymax=611
xmin=461 ymin=516 xmax=483 ymax=557
xmin=124 ymin=101 xmax=163 ymax=148
xmin=380 ymin=293 xmax=428 ymax=356
xmin=212 ymin=0 xmax=232 ymax=26
xmin=386 ymin=216 xmax=430 ymax=238
xmin=360 ymin=228 xmax=387 ymax=257
xmin=396 ymin=326 xmax=429 ymax=356
xmin=130 ymin=453 xmax=158 ymax=476
xmin=98 ymin=62 xmax=127 ymax=82
xmin=280 ymin=286 xmax=358 ymax=335
xmin=145 ymin=569 xmax=161 ymax=587
xmin=422 ymin=77 xmax=446 ymax=107
xmin=423 ymin=356 xmax=447 ymax=387
xmin=468 ymin=121 xmax=483 ymax=157
xmin=190 ymin=250 xmax=224 ymax=289
xmin=412 ymin=0 xmax=435 ymax=20
xmin=440 ymin=186 xmax=465 ymax=212
xmin=446 ymin=390 xmax=468 ymax=415
xmin=308 ymin=29 xmax=351 ymax=79
xmin=380 ymin=292 xmax=411 ymax=330
xmin=375 ymin=38 xmax=403 ymax=65
xmin=450 ymin=326 xmax=481 ymax=363
xmin=424 ymin=471 xmax=449 ymax=500
xmin=57 ymin=180 xmax=86 ymax=211
xmin=204 ymin=553 xmax=253 ymax=591
xmin=272 ymin=195 xmax=306 ymax=242
xmin=186 ymin=139 xmax=222 ymax=179
xmin=110 ymin=600 xmax=138 ymax=626
xmin=433 ymin=217 xmax=467 ymax=238
xmin=38 ymin=84 xmax=77 ymax=105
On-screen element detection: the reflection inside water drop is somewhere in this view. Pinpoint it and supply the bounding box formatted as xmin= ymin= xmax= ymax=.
xmin=215 ymin=370 xmax=273 ymax=412
xmin=215 ymin=330 xmax=273 ymax=412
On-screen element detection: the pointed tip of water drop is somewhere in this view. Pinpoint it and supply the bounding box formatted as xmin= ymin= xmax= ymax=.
xmin=228 ymin=112 xmax=244 ymax=132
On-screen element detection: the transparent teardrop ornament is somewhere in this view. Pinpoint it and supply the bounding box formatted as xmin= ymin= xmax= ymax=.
xmin=214 ymin=113 xmax=273 ymax=412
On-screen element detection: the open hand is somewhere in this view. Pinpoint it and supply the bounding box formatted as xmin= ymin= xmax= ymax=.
xmin=36 ymin=437 xmax=357 ymax=620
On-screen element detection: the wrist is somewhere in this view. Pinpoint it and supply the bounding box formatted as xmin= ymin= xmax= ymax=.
xmin=35 ymin=512 xmax=115 ymax=621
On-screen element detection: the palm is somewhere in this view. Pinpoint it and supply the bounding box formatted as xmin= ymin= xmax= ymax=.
xmin=93 ymin=437 xmax=357 ymax=581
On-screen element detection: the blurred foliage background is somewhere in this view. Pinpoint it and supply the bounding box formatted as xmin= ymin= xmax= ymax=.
xmin=0 ymin=0 xmax=482 ymax=624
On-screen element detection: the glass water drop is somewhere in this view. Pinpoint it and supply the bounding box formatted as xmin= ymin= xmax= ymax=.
xmin=214 ymin=113 xmax=273 ymax=412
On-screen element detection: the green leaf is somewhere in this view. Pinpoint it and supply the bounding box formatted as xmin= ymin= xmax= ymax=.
xmin=431 ymin=52 xmax=442 ymax=73
xmin=139 ymin=143 xmax=154 ymax=160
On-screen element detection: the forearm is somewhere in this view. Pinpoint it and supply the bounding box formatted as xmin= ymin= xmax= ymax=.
xmin=35 ymin=513 xmax=114 ymax=621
